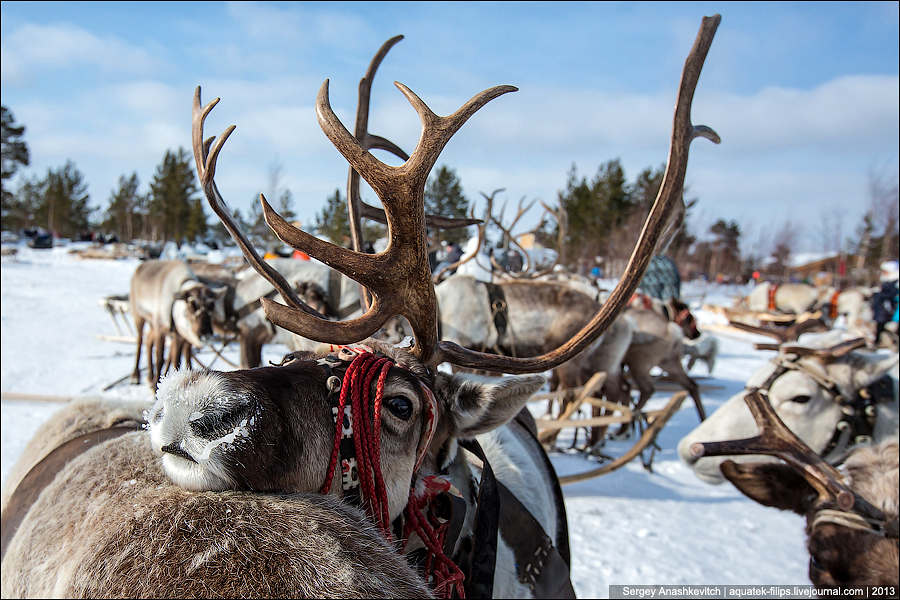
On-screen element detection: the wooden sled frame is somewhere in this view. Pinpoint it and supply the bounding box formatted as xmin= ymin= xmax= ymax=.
xmin=533 ymin=372 xmax=687 ymax=484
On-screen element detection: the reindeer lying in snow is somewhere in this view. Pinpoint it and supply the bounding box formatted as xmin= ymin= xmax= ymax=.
xmin=2 ymin=15 xmax=723 ymax=597
xmin=689 ymin=391 xmax=898 ymax=588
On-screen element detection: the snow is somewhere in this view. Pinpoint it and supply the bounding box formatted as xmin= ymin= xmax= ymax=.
xmin=0 ymin=247 xmax=809 ymax=594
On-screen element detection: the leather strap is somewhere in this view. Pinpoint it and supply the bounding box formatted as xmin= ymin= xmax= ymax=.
xmin=1 ymin=425 xmax=141 ymax=561
xmin=458 ymin=439 xmax=498 ymax=600
xmin=485 ymin=283 xmax=509 ymax=344
xmin=458 ymin=436 xmax=575 ymax=599
xmin=508 ymin=409 xmax=572 ymax=569
xmin=497 ymin=484 xmax=576 ymax=598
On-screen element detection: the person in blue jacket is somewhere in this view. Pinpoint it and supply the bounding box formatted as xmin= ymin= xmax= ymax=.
xmin=871 ymin=260 xmax=899 ymax=346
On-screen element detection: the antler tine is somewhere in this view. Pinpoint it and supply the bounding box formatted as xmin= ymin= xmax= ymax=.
xmin=431 ymin=14 xmax=722 ymax=371
xmin=728 ymin=320 xmax=787 ymax=342
xmin=690 ymin=391 xmax=886 ymax=520
xmin=780 ymin=337 xmax=867 ymax=361
xmin=347 ymin=35 xmax=407 ymax=309
xmin=191 ymin=87 xmax=321 ymax=318
xmin=783 ymin=316 xmax=827 ymax=341
xmin=393 ymin=83 xmax=519 ymax=185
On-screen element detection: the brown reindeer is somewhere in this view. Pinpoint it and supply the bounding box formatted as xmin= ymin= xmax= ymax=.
xmin=129 ymin=260 xmax=228 ymax=389
xmin=2 ymin=16 xmax=722 ymax=598
xmin=690 ymin=392 xmax=898 ymax=589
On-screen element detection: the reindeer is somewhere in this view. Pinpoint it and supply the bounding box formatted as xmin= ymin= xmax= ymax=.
xmin=679 ymin=337 xmax=899 ymax=484
xmin=228 ymin=258 xmax=343 ymax=367
xmin=744 ymin=281 xmax=835 ymax=315
xmin=129 ymin=260 xmax=228 ymax=389
xmin=689 ymin=392 xmax=898 ymax=588
xmin=2 ymin=16 xmax=722 ymax=598
xmin=612 ymin=293 xmax=707 ymax=434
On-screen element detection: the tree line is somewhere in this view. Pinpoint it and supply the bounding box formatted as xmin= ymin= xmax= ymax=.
xmin=2 ymin=103 xmax=896 ymax=282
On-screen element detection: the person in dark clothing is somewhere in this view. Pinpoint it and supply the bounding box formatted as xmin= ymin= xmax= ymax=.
xmin=445 ymin=242 xmax=463 ymax=265
xmin=638 ymin=255 xmax=682 ymax=301
xmin=871 ymin=261 xmax=899 ymax=346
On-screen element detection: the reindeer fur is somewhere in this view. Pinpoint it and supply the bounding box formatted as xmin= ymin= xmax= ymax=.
xmin=0 ymin=396 xmax=150 ymax=513
xmin=0 ymin=432 xmax=432 ymax=598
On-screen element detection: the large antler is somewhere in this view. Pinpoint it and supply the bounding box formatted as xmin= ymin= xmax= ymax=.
xmin=194 ymin=76 xmax=516 ymax=362
xmin=690 ymin=391 xmax=887 ymax=523
xmin=196 ymin=14 xmax=721 ymax=372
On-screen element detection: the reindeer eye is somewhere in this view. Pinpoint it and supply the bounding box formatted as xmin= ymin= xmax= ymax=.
xmin=809 ymin=554 xmax=824 ymax=572
xmin=384 ymin=396 xmax=413 ymax=420
xmin=792 ymin=395 xmax=811 ymax=404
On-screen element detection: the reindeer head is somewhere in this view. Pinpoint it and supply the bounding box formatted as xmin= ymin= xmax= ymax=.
xmin=172 ymin=282 xmax=229 ymax=347
xmin=670 ymin=297 xmax=701 ymax=340
xmin=148 ymin=341 xmax=544 ymax=520
xmin=679 ymin=338 xmax=899 ymax=484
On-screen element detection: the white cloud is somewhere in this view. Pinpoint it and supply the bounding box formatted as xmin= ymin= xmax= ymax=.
xmin=224 ymin=2 xmax=374 ymax=49
xmin=0 ymin=23 xmax=160 ymax=85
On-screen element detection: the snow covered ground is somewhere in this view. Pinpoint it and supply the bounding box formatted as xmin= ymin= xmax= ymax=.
xmin=0 ymin=245 xmax=810 ymax=596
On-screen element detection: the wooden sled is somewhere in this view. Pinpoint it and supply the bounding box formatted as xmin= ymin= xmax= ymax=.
xmin=534 ymin=372 xmax=687 ymax=484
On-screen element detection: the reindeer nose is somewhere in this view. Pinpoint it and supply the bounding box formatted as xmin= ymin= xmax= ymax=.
xmin=161 ymin=442 xmax=198 ymax=463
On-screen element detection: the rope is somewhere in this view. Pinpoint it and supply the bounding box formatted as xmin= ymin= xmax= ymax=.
xmin=320 ymin=353 xmax=393 ymax=539
xmin=319 ymin=351 xmax=465 ymax=598
xmin=403 ymin=477 xmax=467 ymax=598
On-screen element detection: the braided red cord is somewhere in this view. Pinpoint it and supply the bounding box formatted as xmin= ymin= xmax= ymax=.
xmin=320 ymin=351 xmax=465 ymax=598
xmin=403 ymin=489 xmax=466 ymax=598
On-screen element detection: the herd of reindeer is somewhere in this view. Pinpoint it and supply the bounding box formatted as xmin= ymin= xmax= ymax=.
xmin=2 ymin=15 xmax=897 ymax=599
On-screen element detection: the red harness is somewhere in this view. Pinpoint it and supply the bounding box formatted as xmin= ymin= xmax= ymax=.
xmin=318 ymin=349 xmax=463 ymax=598
xmin=767 ymin=284 xmax=779 ymax=311
xmin=829 ymin=290 xmax=841 ymax=320
xmin=674 ymin=308 xmax=692 ymax=326
xmin=629 ymin=293 xmax=655 ymax=311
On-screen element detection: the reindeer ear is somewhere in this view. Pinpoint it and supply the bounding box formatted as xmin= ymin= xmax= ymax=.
xmin=720 ymin=460 xmax=816 ymax=515
xmin=849 ymin=353 xmax=899 ymax=390
xmin=440 ymin=374 xmax=545 ymax=439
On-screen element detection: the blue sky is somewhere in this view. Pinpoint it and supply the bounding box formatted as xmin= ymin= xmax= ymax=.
xmin=2 ymin=1 xmax=898 ymax=254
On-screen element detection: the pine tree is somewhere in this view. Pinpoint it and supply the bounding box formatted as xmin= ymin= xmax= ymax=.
xmin=5 ymin=175 xmax=42 ymax=231
xmin=33 ymin=161 xmax=92 ymax=238
xmin=103 ymin=173 xmax=141 ymax=240
xmin=148 ymin=148 xmax=200 ymax=242
xmin=424 ymin=165 xmax=469 ymax=246
xmin=314 ymin=188 xmax=351 ymax=246
xmin=557 ymin=159 xmax=632 ymax=266
xmin=1 ymin=106 xmax=30 ymax=215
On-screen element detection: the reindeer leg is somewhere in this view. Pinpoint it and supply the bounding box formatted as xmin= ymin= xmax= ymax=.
xmin=617 ymin=363 xmax=653 ymax=439
xmin=153 ymin=330 xmax=166 ymax=388
xmin=145 ymin=330 xmax=157 ymax=389
xmin=131 ymin=317 xmax=145 ymax=384
xmin=660 ymin=356 xmax=706 ymax=421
